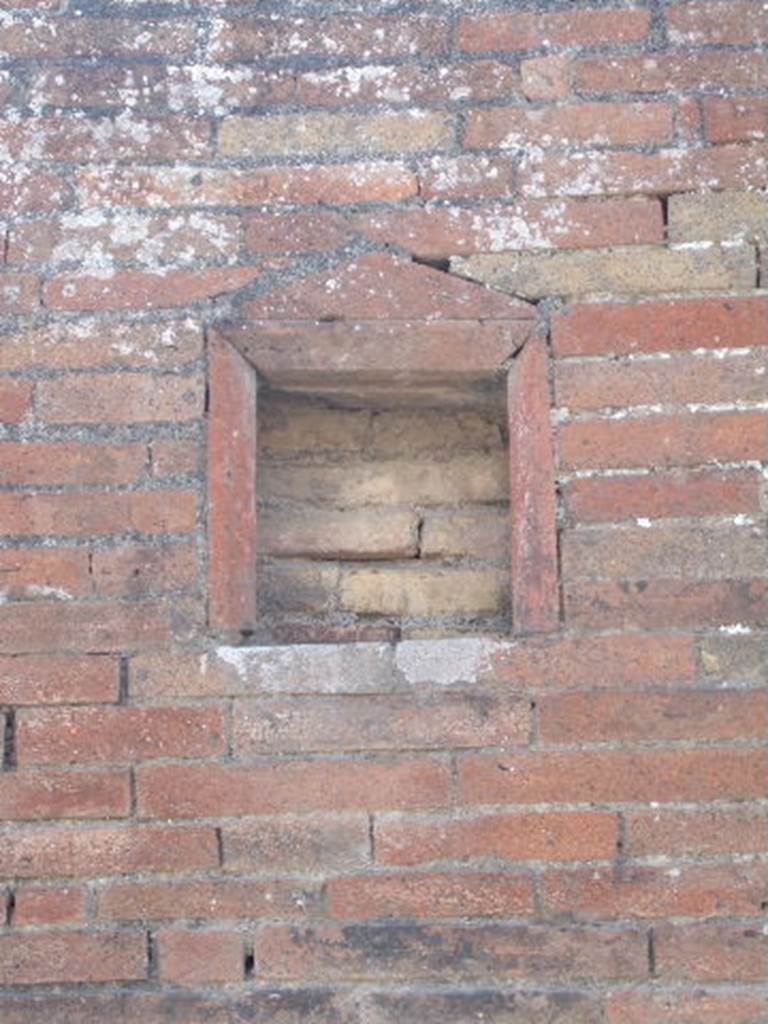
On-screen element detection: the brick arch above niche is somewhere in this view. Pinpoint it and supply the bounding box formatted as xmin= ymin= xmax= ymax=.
xmin=207 ymin=251 xmax=559 ymax=641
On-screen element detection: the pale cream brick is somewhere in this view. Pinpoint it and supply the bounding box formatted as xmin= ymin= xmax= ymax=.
xmin=340 ymin=567 xmax=506 ymax=617
xmin=420 ymin=509 xmax=509 ymax=560
xmin=668 ymin=191 xmax=768 ymax=243
xmin=370 ymin=410 xmax=502 ymax=455
xmin=261 ymin=508 xmax=418 ymax=560
xmin=260 ymin=403 xmax=370 ymax=455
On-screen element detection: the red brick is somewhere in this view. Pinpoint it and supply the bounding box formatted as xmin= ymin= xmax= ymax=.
xmin=368 ymin=990 xmax=602 ymax=1024
xmin=375 ymin=810 xmax=619 ymax=866
xmin=0 ymin=489 xmax=197 ymax=537
xmin=626 ymin=807 xmax=768 ymax=858
xmin=418 ymin=154 xmax=517 ymax=199
xmin=10 ymin=211 xmax=240 ymax=266
xmin=77 ymin=162 xmax=417 ymax=209
xmin=0 ymin=654 xmax=118 ymax=705
xmin=233 ymin=694 xmax=529 ymax=756
xmin=607 ymin=989 xmax=768 ymax=1024
xmin=0 ymin=19 xmax=195 ymax=58
xmin=562 ymin=523 xmax=767 ymax=581
xmin=563 ymin=469 xmax=761 ymax=523
xmin=575 ymin=52 xmax=768 ymax=94
xmin=255 ymin=922 xmax=647 ymax=981
xmin=13 ymin=886 xmax=87 ymax=927
xmin=559 ymin=412 xmax=768 ymax=469
xmin=0 ymin=598 xmax=199 ymax=654
xmin=0 ymin=441 xmax=147 ymax=485
xmin=98 ymin=877 xmax=321 ymax=922
xmin=222 ymin=815 xmax=371 ymax=875
xmin=0 ymin=168 xmax=68 ymax=214
xmin=0 ymin=274 xmax=40 ymax=315
xmin=0 ymin=379 xmax=32 ymax=423
xmin=29 ymin=64 xmax=172 ymax=110
xmin=44 ymin=266 xmax=261 ymax=312
xmin=521 ymin=143 xmax=768 ymax=197
xmin=245 ymin=251 xmax=533 ymax=321
xmin=207 ymin=336 xmax=257 ymax=633
xmin=0 ymin=768 xmax=129 ymax=821
xmin=704 ymin=97 xmax=768 ymax=143
xmin=465 ymin=103 xmax=673 ymax=149
xmin=136 ymin=757 xmax=452 ymax=819
xmin=557 ymin=351 xmax=768 ymax=410
xmin=667 ymin=1 xmax=768 ymax=44
xmin=16 ymin=705 xmax=225 ymax=766
xmin=459 ymin=748 xmax=767 ymax=806
xmin=521 ymin=56 xmax=572 ymax=101
xmin=458 ymin=8 xmax=651 ymax=51
xmin=508 ymin=336 xmax=559 ymax=633
xmin=355 ymin=199 xmax=663 ymax=256
xmin=0 ymin=320 xmax=202 ymax=372
xmin=565 ymin=578 xmax=768 ymax=629
xmin=543 ymin=863 xmax=768 ymax=919
xmin=0 ymin=547 xmax=91 ymax=601
xmin=150 ymin=440 xmax=200 ymax=478
xmin=553 ymin=295 xmax=768 ymax=356
xmin=491 ymin=632 xmax=696 ymax=689
xmin=157 ymin=929 xmax=243 ymax=985
xmin=677 ymin=96 xmax=704 ymax=142
xmin=211 ymin=15 xmax=449 ymax=61
xmin=0 ymin=116 xmax=210 ymax=163
xmin=538 ymin=689 xmax=768 ymax=744
xmin=327 ymin=871 xmax=535 ymax=920
xmin=0 ymin=824 xmax=218 ymax=878
xmin=245 ymin=209 xmax=353 ymax=254
xmin=92 ymin=542 xmax=198 ymax=598
xmin=38 ymin=372 xmax=203 ymax=425
xmin=655 ymin=923 xmax=768 ymax=981
xmin=0 ymin=930 xmax=146 ymax=985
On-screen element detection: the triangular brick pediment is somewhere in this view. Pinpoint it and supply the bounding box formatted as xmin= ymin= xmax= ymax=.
xmin=243 ymin=251 xmax=535 ymax=322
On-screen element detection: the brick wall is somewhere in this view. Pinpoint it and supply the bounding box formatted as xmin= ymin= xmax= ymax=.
xmin=1 ymin=0 xmax=767 ymax=1020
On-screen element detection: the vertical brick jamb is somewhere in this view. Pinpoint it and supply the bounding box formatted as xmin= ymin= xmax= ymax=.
xmin=507 ymin=334 xmax=560 ymax=633
xmin=207 ymin=336 xmax=258 ymax=634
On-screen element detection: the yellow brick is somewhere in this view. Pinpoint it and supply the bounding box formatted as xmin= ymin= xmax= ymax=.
xmin=340 ymin=567 xmax=506 ymax=617
xmin=668 ymin=191 xmax=768 ymax=243
xmin=219 ymin=111 xmax=455 ymax=158
xmin=261 ymin=508 xmax=418 ymax=560
xmin=451 ymin=244 xmax=756 ymax=299
xmin=420 ymin=509 xmax=509 ymax=560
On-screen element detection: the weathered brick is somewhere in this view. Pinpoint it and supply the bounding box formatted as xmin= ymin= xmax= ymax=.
xmin=16 ymin=705 xmax=226 ymax=766
xmin=0 ymin=168 xmax=68 ymax=214
xmin=668 ymin=190 xmax=768 ymax=241
xmin=157 ymin=929 xmax=243 ymax=985
xmin=704 ymin=97 xmax=768 ymax=143
xmin=0 ymin=768 xmax=130 ymax=821
xmin=150 ymin=440 xmax=200 ymax=478
xmin=370 ymin=990 xmax=601 ymax=1024
xmin=543 ymin=863 xmax=767 ymax=919
xmin=136 ymin=757 xmax=452 ymax=818
xmin=565 ymin=578 xmax=768 ymax=629
xmin=44 ymin=266 xmax=261 ymax=312
xmin=0 ymin=19 xmax=195 ymax=58
xmin=521 ymin=56 xmax=572 ymax=100
xmin=355 ymin=199 xmax=663 ymax=256
xmin=459 ymin=748 xmax=767 ymax=806
xmin=370 ymin=409 xmax=503 ymax=453
xmin=245 ymin=209 xmax=354 ymax=255
xmin=0 ymin=654 xmax=119 ymax=705
xmin=98 ymin=877 xmax=322 ymax=922
xmin=538 ymin=690 xmax=768 ymax=743
xmin=375 ymin=810 xmax=619 ymax=866
xmin=465 ymin=103 xmax=673 ymax=150
xmin=626 ymin=806 xmax=768 ymax=858
xmin=452 ymin=244 xmax=756 ymax=300
xmin=699 ymin=633 xmax=768 ymax=683
xmin=562 ymin=524 xmax=768 ymax=580
xmin=0 ymin=547 xmax=91 ymax=601
xmin=219 ymin=111 xmax=454 ymax=158
xmin=0 ymin=931 xmax=146 ymax=985
xmin=222 ymin=814 xmax=371 ymax=875
xmin=13 ymin=886 xmax=87 ymax=927
xmin=667 ymin=1 xmax=768 ymax=44
xmin=233 ymin=694 xmax=528 ymax=756
xmin=37 ymin=371 xmax=203 ymax=424
xmin=559 ymin=412 xmax=768 ymax=469
xmin=655 ymin=923 xmax=768 ymax=980
xmin=553 ymin=295 xmax=768 ymax=356
xmin=418 ymin=154 xmax=517 ymax=200
xmin=0 ymin=824 xmax=218 ymax=878
xmin=0 ymin=489 xmax=196 ymax=537
xmin=341 ymin=567 xmax=506 ymax=617
xmin=0 ymin=273 xmax=40 ymax=315
xmin=261 ymin=563 xmax=339 ymax=614
xmin=91 ymin=542 xmax=198 ymax=598
xmin=420 ymin=510 xmax=508 ymax=560
xmin=563 ymin=469 xmax=761 ymax=523
xmin=0 ymin=442 xmax=147 ymax=486
xmin=327 ymin=871 xmax=535 ymax=920
xmin=0 ymin=379 xmax=32 ymax=423
xmin=458 ymin=8 xmax=651 ymax=51
xmin=575 ymin=52 xmax=768 ymax=94
xmin=606 ymin=989 xmax=768 ymax=1024
xmin=255 ymin=922 xmax=647 ymax=981
xmin=261 ymin=509 xmax=418 ymax=561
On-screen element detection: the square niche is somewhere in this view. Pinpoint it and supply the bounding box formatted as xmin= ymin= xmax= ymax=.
xmin=257 ymin=375 xmax=510 ymax=641
xmin=206 ymin=252 xmax=558 ymax=643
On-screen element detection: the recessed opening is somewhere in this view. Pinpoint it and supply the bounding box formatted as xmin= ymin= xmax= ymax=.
xmin=256 ymin=375 xmax=511 ymax=642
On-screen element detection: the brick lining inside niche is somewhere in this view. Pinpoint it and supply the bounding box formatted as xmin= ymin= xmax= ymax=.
xmin=207 ymin=253 xmax=559 ymax=642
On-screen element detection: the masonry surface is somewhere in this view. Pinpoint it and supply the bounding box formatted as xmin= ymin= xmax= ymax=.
xmin=0 ymin=0 xmax=767 ymax=1021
